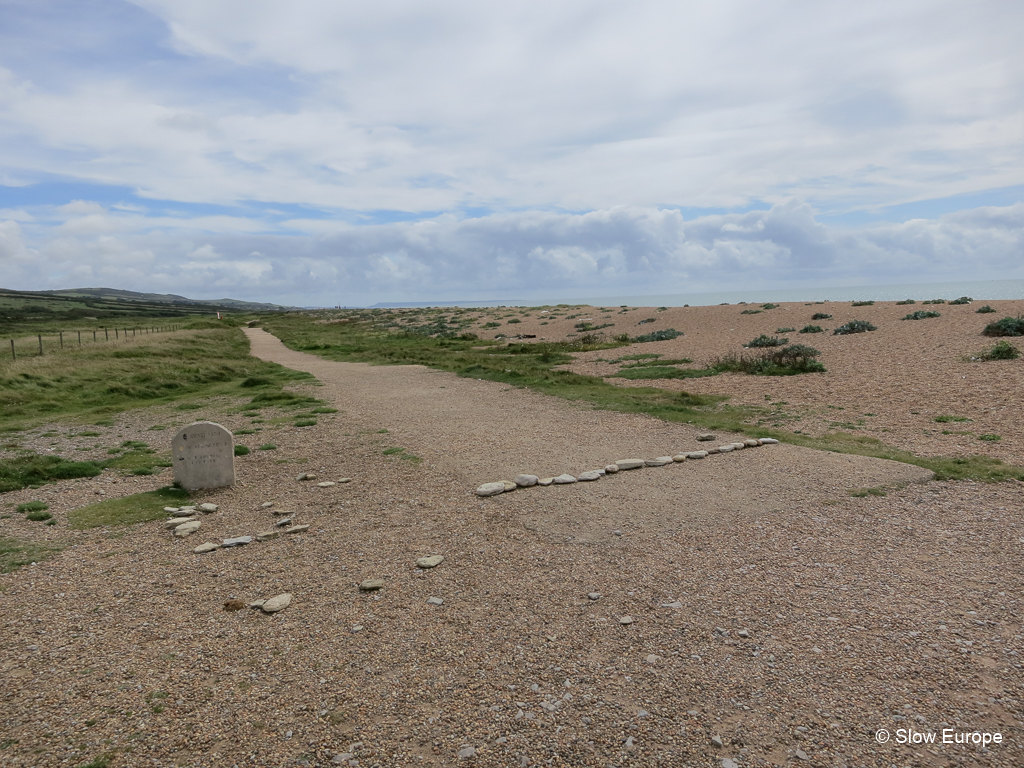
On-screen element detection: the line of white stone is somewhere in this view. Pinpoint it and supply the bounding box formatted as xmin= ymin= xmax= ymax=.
xmin=474 ymin=438 xmax=780 ymax=496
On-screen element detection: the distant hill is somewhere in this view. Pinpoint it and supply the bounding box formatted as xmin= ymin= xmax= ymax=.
xmin=38 ymin=287 xmax=295 ymax=312
xmin=0 ymin=286 xmax=297 ymax=331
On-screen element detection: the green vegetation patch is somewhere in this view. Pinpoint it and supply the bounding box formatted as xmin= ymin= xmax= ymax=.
xmin=16 ymin=500 xmax=48 ymax=513
xmin=1 ymin=536 xmax=63 ymax=573
xmin=233 ymin=445 xmax=250 ymax=456
xmin=632 ymin=328 xmax=683 ymax=343
xmin=934 ymin=415 xmax=970 ymax=423
xmin=849 ymin=486 xmax=888 ymax=497
xmin=0 ymin=454 xmax=102 ymax=493
xmin=68 ymin=486 xmax=191 ymax=529
xmin=614 ymin=366 xmax=718 ymax=380
xmin=902 ymin=310 xmax=941 ymax=320
xmin=975 ymin=305 xmax=996 ymax=314
xmin=798 ymin=325 xmax=824 ymax=334
xmin=833 ymin=320 xmax=877 ymax=335
xmin=977 ymin=340 xmax=1020 ymax=361
xmin=851 ymin=300 xmax=875 ymax=306
xmin=711 ymin=344 xmax=825 ymax=376
xmin=811 ymin=312 xmax=832 ymax=320
xmin=948 ymin=296 xmax=973 ymax=305
xmin=982 ymin=316 xmax=1024 ymax=337
xmin=745 ymin=334 xmax=788 ymax=348
xmin=895 ymin=299 xmax=916 ymax=305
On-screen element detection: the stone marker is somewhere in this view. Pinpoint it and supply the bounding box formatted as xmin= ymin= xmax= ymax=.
xmin=172 ymin=421 xmax=235 ymax=490
xmin=514 ymin=474 xmax=539 ymax=487
xmin=502 ymin=480 xmax=517 ymax=492
xmin=696 ymin=434 xmax=716 ymax=442
xmin=283 ymin=524 xmax=309 ymax=535
xmin=686 ymin=451 xmax=708 ymax=459
xmin=672 ymin=454 xmax=687 ymax=462
xmin=537 ymin=477 xmax=554 ymax=486
xmin=552 ymin=473 xmax=577 ymax=484
xmin=198 ymin=502 xmax=219 ymax=513
xmin=165 ymin=516 xmax=196 ymax=529
xmin=717 ymin=445 xmax=735 ymax=453
xmin=758 ymin=437 xmax=779 ymax=445
xmin=645 ymin=456 xmax=673 ymax=467
xmin=743 ymin=439 xmax=760 ymax=448
xmin=604 ymin=464 xmax=619 ymax=473
xmin=615 ymin=459 xmax=645 ymax=470
xmin=193 ymin=542 xmax=220 ymax=554
xmin=256 ymin=529 xmax=279 ymax=542
xmin=222 ymin=536 xmax=253 ymax=547
xmin=475 ymin=482 xmax=505 ymax=497
xmin=577 ymin=471 xmax=601 ymax=481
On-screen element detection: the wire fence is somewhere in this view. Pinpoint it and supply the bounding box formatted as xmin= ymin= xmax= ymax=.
xmin=5 ymin=325 xmax=183 ymax=361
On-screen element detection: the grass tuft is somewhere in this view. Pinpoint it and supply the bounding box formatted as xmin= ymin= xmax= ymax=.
xmin=67 ymin=486 xmax=191 ymax=529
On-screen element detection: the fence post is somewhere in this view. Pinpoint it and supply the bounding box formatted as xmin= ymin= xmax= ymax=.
xmin=38 ymin=334 xmax=43 ymax=355
xmin=59 ymin=331 xmax=63 ymax=349
xmin=93 ymin=330 xmax=97 ymax=342
xmin=78 ymin=330 xmax=81 ymax=345
xmin=115 ymin=328 xmax=119 ymax=339
xmin=104 ymin=328 xmax=108 ymax=341
xmin=10 ymin=339 xmax=14 ymax=361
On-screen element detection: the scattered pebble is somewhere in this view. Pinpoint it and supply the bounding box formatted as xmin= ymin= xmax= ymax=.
xmin=193 ymin=542 xmax=220 ymax=554
xmin=475 ymin=482 xmax=506 ymax=497
xmin=173 ymin=520 xmax=200 ymax=537
xmin=198 ymin=503 xmax=219 ymax=513
xmin=711 ymin=735 xmax=724 ymax=747
xmin=416 ymin=555 xmax=444 ymax=568
xmin=223 ymin=599 xmax=245 ymax=611
xmin=619 ymin=615 xmax=635 ymax=625
xmin=256 ymin=529 xmax=279 ymax=542
xmin=221 ymin=536 xmax=253 ymax=547
xmin=359 ymin=579 xmax=385 ymax=591
xmin=261 ymin=593 xmax=292 ymax=613
xmin=587 ymin=592 xmax=602 ymax=600
xmin=165 ymin=516 xmax=197 ymax=529
xmin=317 ymin=481 xmax=336 ymax=488
xmin=426 ymin=597 xmax=444 ymax=606
xmin=284 ymin=524 xmax=310 ymax=535
xmin=696 ymin=433 xmax=716 ymax=441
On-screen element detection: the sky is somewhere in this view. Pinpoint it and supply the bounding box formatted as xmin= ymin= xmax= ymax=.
xmin=1 ymin=0 xmax=1022 ymax=306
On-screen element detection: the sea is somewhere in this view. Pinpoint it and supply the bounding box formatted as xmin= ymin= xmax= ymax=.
xmin=368 ymin=278 xmax=1024 ymax=309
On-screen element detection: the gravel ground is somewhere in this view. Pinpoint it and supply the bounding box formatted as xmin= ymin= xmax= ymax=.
xmin=0 ymin=314 xmax=1021 ymax=768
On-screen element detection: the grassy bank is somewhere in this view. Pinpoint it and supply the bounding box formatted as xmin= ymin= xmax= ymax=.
xmin=259 ymin=311 xmax=1024 ymax=483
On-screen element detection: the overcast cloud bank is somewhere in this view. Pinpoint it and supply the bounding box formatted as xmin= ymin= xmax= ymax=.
xmin=3 ymin=201 xmax=1022 ymax=306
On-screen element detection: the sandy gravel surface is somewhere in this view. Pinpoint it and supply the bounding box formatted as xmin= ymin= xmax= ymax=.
xmin=0 ymin=314 xmax=1021 ymax=768
xmin=420 ymin=299 xmax=1024 ymax=463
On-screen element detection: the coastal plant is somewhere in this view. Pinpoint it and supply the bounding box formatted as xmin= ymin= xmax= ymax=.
xmin=833 ymin=320 xmax=877 ymax=335
xmin=902 ymin=310 xmax=941 ymax=320
xmin=16 ymin=501 xmax=48 ymax=513
xmin=922 ymin=299 xmax=946 ymax=305
xmin=799 ymin=325 xmax=824 ymax=334
xmin=895 ymin=299 xmax=916 ymax=305
xmin=978 ymin=434 xmax=1001 ymax=442
xmin=851 ymin=300 xmax=874 ymax=306
xmin=711 ymin=344 xmax=825 ymax=375
xmin=775 ymin=327 xmax=795 ymax=333
xmin=745 ymin=334 xmax=788 ymax=348
xmin=761 ymin=303 xmax=780 ymax=310
xmin=632 ymin=328 xmax=683 ymax=343
xmin=811 ymin=312 xmax=832 ymax=320
xmin=739 ymin=309 xmax=762 ymax=315
xmin=233 ymin=445 xmax=250 ymax=456
xmin=982 ymin=316 xmax=1024 ymax=337
xmin=934 ymin=415 xmax=970 ymax=423
xmin=949 ymin=296 xmax=973 ymax=305
xmin=975 ymin=305 xmax=996 ymax=314
xmin=977 ymin=340 xmax=1020 ymax=361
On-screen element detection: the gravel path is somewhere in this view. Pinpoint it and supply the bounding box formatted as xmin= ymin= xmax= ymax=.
xmin=0 ymin=324 xmax=1020 ymax=768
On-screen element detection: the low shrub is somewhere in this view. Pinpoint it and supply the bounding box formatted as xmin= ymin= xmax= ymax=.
xmin=775 ymin=327 xmax=796 ymax=333
xmin=746 ymin=334 xmax=788 ymax=348
xmin=922 ymin=299 xmax=946 ymax=305
xmin=632 ymin=328 xmax=683 ymax=343
xmin=761 ymin=303 xmax=780 ymax=310
xmin=233 ymin=445 xmax=250 ymax=456
xmin=507 ymin=318 xmax=521 ymax=324
xmin=257 ymin=443 xmax=277 ymax=451
xmin=614 ymin=366 xmax=717 ymax=380
xmin=852 ymin=300 xmax=874 ymax=306
xmin=811 ymin=312 xmax=832 ymax=320
xmin=711 ymin=344 xmax=825 ymax=375
xmin=26 ymin=511 xmax=53 ymax=522
xmin=978 ymin=434 xmax=1001 ymax=442
xmin=799 ymin=325 xmax=824 ymax=334
xmin=949 ymin=296 xmax=973 ymax=305
xmin=982 ymin=316 xmax=1024 ymax=337
xmin=482 ymin=322 xmax=500 ymax=329
xmin=833 ymin=320 xmax=877 ymax=335
xmin=17 ymin=501 xmax=48 ymax=513
xmin=902 ymin=310 xmax=941 ymax=320
xmin=978 ymin=340 xmax=1020 ymax=361
xmin=740 ymin=309 xmax=762 ymax=315
xmin=895 ymin=299 xmax=916 ymax=305
xmin=975 ymin=305 xmax=996 ymax=314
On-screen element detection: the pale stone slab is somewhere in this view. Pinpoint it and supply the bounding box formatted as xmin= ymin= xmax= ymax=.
xmin=172 ymin=421 xmax=235 ymax=491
